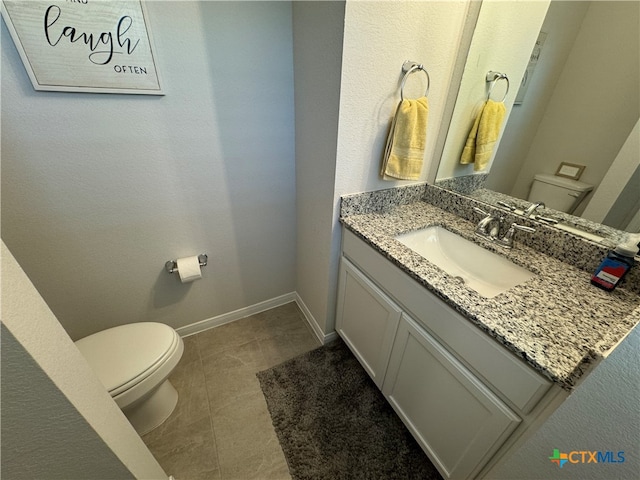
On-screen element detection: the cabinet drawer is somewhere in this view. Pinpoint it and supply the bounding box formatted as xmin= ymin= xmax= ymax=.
xmin=342 ymin=228 xmax=551 ymax=413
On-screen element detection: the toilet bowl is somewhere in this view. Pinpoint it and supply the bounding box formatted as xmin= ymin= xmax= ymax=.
xmin=75 ymin=322 xmax=184 ymax=435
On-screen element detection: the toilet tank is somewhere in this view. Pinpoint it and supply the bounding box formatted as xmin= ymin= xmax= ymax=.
xmin=528 ymin=173 xmax=594 ymax=214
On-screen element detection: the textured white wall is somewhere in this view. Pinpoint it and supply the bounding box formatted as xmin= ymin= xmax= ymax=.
xmin=293 ymin=1 xmax=345 ymax=336
xmin=335 ymin=0 xmax=468 ymax=194
xmin=1 ymin=1 xmax=295 ymax=340
xmin=1 ymin=242 xmax=166 ymax=479
xmin=437 ymin=0 xmax=550 ymax=180
xmin=491 ymin=315 xmax=640 ymax=480
xmin=325 ymin=0 xmax=469 ymax=334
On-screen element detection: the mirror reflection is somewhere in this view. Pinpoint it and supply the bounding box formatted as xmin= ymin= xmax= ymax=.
xmin=436 ymin=0 xmax=639 ymax=238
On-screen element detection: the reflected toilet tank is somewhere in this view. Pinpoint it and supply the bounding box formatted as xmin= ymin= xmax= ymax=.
xmin=528 ymin=173 xmax=594 ymax=214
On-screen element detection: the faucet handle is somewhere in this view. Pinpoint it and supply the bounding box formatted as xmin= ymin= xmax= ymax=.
xmin=497 ymin=201 xmax=516 ymax=211
xmin=511 ymin=223 xmax=536 ymax=234
xmin=534 ymin=215 xmax=558 ymax=225
xmin=473 ymin=206 xmax=491 ymax=217
xmin=525 ymin=201 xmax=546 ymax=217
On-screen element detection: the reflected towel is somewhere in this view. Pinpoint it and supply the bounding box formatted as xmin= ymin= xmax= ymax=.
xmin=381 ymin=97 xmax=429 ymax=180
xmin=460 ymin=99 xmax=506 ymax=171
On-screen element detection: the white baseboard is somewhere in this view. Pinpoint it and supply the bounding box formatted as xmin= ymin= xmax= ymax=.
xmin=294 ymin=293 xmax=338 ymax=345
xmin=176 ymin=291 xmax=338 ymax=345
xmin=176 ymin=292 xmax=296 ymax=337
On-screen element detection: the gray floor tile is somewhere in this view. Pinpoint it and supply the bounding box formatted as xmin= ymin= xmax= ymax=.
xmin=144 ymin=416 xmax=221 ymax=480
xmin=141 ymin=303 xmax=319 ymax=480
xmin=213 ymin=389 xmax=290 ymax=480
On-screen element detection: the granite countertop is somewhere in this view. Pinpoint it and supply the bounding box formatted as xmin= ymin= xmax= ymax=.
xmin=341 ymin=200 xmax=640 ymax=391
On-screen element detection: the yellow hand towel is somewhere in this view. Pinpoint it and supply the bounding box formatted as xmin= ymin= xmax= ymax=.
xmin=460 ymin=99 xmax=506 ymax=171
xmin=381 ymin=97 xmax=429 ymax=180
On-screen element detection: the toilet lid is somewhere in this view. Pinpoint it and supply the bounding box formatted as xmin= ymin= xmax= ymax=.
xmin=534 ymin=173 xmax=594 ymax=192
xmin=75 ymin=322 xmax=179 ymax=394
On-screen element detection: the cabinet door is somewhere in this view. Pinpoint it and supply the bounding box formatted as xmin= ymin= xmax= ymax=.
xmin=336 ymin=258 xmax=401 ymax=388
xmin=383 ymin=315 xmax=521 ymax=479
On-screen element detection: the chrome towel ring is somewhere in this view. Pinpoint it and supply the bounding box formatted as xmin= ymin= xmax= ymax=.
xmin=486 ymin=71 xmax=509 ymax=102
xmin=400 ymin=60 xmax=430 ymax=101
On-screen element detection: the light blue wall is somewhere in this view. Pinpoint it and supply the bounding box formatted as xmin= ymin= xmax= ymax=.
xmin=1 ymin=1 xmax=296 ymax=340
xmin=293 ymin=1 xmax=345 ymax=336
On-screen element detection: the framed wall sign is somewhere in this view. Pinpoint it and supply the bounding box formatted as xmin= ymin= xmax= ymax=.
xmin=555 ymin=162 xmax=586 ymax=180
xmin=1 ymin=0 xmax=163 ymax=95
xmin=514 ymin=31 xmax=547 ymax=105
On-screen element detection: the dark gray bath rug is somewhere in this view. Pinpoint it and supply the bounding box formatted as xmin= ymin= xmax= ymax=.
xmin=256 ymin=339 xmax=443 ymax=480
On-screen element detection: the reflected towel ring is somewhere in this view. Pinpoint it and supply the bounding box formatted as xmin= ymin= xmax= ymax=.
xmin=486 ymin=71 xmax=509 ymax=103
xmin=400 ymin=61 xmax=430 ymax=101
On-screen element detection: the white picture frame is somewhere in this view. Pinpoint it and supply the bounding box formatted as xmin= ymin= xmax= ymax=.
xmin=1 ymin=0 xmax=163 ymax=95
xmin=555 ymin=162 xmax=586 ymax=180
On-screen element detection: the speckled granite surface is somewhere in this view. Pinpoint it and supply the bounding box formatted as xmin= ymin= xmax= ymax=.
xmin=465 ymin=188 xmax=627 ymax=245
xmin=436 ymin=174 xmax=489 ymax=195
xmin=340 ymin=190 xmax=640 ymax=392
xmin=435 ymin=175 xmax=628 ymax=245
xmin=422 ymin=184 xmax=640 ymax=291
xmin=340 ymin=184 xmax=426 ymax=216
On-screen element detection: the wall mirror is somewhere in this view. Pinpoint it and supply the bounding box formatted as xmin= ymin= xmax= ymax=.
xmin=435 ymin=0 xmax=639 ymax=243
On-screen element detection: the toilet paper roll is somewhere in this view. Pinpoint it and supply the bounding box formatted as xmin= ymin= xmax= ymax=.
xmin=176 ymin=256 xmax=202 ymax=283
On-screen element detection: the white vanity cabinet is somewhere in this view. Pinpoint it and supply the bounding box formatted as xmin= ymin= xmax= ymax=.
xmin=335 ymin=258 xmax=401 ymax=388
xmin=383 ymin=314 xmax=520 ymax=479
xmin=337 ymin=228 xmax=561 ymax=479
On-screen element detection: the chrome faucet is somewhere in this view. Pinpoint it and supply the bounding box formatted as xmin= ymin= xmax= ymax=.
xmin=474 ymin=207 xmax=535 ymax=248
xmin=473 ymin=207 xmax=504 ymax=239
xmin=495 ymin=223 xmax=536 ymax=249
xmin=524 ymin=201 xmax=545 ymax=217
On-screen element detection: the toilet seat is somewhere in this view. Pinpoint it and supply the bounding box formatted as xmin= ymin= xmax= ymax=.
xmin=75 ymin=322 xmax=181 ymax=402
xmin=76 ymin=322 xmax=184 ymax=434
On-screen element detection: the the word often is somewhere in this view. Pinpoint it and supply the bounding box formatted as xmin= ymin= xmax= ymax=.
xmin=113 ymin=65 xmax=148 ymax=75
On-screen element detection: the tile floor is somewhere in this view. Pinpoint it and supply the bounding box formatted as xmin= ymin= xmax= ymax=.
xmin=141 ymin=302 xmax=321 ymax=480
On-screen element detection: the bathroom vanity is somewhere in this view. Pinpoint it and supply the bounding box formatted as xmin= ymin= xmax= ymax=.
xmin=335 ymin=185 xmax=640 ymax=479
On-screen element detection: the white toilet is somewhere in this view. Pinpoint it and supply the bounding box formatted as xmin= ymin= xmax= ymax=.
xmin=75 ymin=322 xmax=184 ymax=435
xmin=528 ymin=173 xmax=594 ymax=214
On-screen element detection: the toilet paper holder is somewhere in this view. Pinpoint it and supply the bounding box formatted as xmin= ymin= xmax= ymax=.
xmin=165 ymin=254 xmax=208 ymax=274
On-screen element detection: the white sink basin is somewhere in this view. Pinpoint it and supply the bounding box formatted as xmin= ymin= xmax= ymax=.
xmin=394 ymin=226 xmax=535 ymax=298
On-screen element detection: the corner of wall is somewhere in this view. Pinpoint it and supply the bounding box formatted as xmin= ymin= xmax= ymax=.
xmin=1 ymin=242 xmax=167 ymax=479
